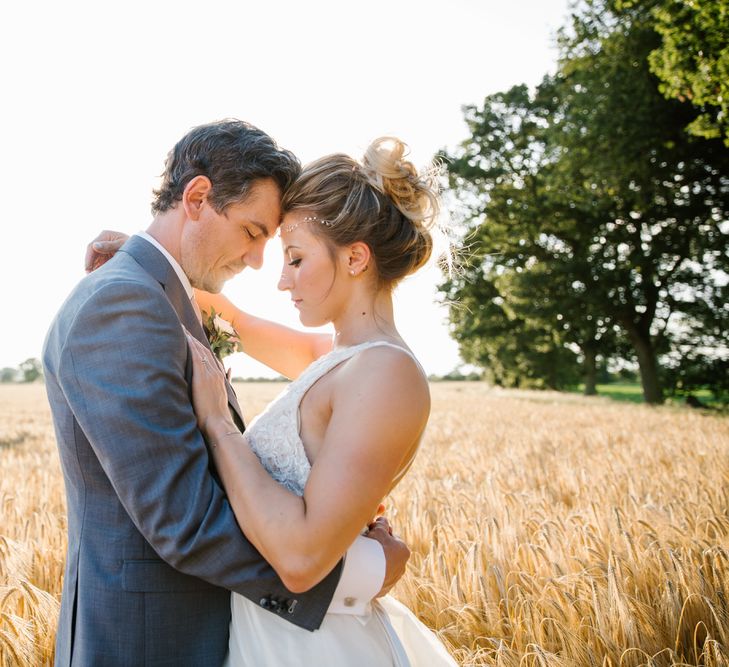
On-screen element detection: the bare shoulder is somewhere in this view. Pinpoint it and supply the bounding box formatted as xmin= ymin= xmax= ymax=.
xmin=333 ymin=344 xmax=430 ymax=415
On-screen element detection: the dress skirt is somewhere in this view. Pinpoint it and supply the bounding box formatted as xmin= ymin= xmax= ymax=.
xmin=224 ymin=592 xmax=457 ymax=666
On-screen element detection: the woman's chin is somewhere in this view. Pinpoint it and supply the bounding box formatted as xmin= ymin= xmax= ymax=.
xmin=297 ymin=311 xmax=328 ymax=329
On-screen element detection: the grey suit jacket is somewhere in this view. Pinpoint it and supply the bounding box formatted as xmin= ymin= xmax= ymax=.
xmin=42 ymin=235 xmax=342 ymax=666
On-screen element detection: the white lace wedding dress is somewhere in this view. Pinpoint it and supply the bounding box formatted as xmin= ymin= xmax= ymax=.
xmin=224 ymin=341 xmax=457 ymax=666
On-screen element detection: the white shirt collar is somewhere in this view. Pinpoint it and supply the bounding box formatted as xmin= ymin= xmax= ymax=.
xmin=135 ymin=231 xmax=194 ymax=299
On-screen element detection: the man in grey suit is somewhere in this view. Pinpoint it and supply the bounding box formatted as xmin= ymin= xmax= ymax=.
xmin=43 ymin=120 xmax=409 ymax=666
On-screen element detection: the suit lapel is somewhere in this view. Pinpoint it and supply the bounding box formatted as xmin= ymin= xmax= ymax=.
xmin=119 ymin=235 xmax=246 ymax=429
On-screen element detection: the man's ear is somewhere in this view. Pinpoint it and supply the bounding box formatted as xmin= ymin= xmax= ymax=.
xmin=182 ymin=176 xmax=213 ymax=221
xmin=346 ymin=241 xmax=372 ymax=276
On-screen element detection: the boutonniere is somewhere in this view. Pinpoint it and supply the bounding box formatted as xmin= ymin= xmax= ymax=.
xmin=202 ymin=307 xmax=242 ymax=361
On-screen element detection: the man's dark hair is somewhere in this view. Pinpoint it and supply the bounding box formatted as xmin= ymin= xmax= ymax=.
xmin=151 ymin=119 xmax=301 ymax=214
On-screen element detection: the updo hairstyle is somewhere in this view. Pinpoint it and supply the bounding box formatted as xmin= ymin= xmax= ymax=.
xmin=281 ymin=137 xmax=440 ymax=287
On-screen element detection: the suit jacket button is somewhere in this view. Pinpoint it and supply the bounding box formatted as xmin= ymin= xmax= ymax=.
xmin=344 ymin=597 xmax=356 ymax=607
xmin=259 ymin=597 xmax=270 ymax=609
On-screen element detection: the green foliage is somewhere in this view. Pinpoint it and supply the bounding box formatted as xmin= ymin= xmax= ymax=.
xmin=19 ymin=358 xmax=42 ymax=383
xmin=440 ymin=0 xmax=729 ymax=404
xmin=428 ymin=369 xmax=483 ymax=382
xmin=0 ymin=368 xmax=17 ymax=383
xmin=641 ymin=0 xmax=729 ymax=145
xmin=578 ymin=382 xmax=646 ymax=403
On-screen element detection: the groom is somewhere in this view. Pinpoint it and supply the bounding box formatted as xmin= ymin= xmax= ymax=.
xmin=43 ymin=119 xmax=410 ymax=666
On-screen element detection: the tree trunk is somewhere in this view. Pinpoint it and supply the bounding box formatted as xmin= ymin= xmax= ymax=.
xmin=583 ymin=346 xmax=598 ymax=396
xmin=627 ymin=328 xmax=663 ymax=404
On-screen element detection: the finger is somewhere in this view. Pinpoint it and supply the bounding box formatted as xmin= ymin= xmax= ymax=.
xmin=194 ymin=344 xmax=214 ymax=369
xmin=185 ymin=333 xmax=209 ymax=365
xmin=84 ymin=245 xmax=98 ymax=273
xmin=190 ymin=336 xmax=223 ymax=372
xmin=93 ymin=240 xmax=123 ymax=252
xmin=186 ymin=331 xmax=207 ymax=356
xmin=195 ymin=341 xmax=224 ymax=375
xmin=366 ymin=520 xmax=390 ymax=535
xmin=183 ymin=332 xmax=225 ymax=381
xmin=84 ymin=246 xmax=115 ymax=273
xmin=370 ymin=521 xmax=394 ymax=538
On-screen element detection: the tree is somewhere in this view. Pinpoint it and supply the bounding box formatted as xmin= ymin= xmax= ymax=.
xmin=19 ymin=357 xmax=42 ymax=383
xmin=442 ymin=254 xmax=583 ymax=389
xmin=556 ymin=0 xmax=729 ymax=402
xmin=439 ymin=83 xmax=607 ymax=392
xmin=639 ymin=0 xmax=729 ymax=146
xmin=0 ymin=367 xmax=17 ymax=383
xmin=440 ymin=83 xmax=621 ymax=394
xmin=440 ymin=0 xmax=729 ymax=403
xmin=659 ymin=287 xmax=729 ymax=401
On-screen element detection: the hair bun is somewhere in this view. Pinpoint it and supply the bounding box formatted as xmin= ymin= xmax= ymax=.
xmin=281 ymin=137 xmax=444 ymax=285
xmin=362 ymin=137 xmax=440 ymax=230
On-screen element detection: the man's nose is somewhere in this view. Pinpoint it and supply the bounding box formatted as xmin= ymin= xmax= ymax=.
xmin=245 ymin=244 xmax=265 ymax=270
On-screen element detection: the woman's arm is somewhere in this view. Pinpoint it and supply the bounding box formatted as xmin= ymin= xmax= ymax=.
xmin=186 ymin=333 xmax=428 ymax=593
xmin=83 ymin=230 xmax=333 ymax=379
xmin=194 ymin=290 xmax=332 ymax=379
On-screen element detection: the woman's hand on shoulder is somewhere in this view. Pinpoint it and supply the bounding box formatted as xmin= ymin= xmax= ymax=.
xmin=85 ymin=230 xmax=129 ymax=273
xmin=184 ymin=331 xmax=236 ymax=436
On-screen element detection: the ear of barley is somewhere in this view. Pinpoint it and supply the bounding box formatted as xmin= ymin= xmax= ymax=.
xmin=2 ymin=383 xmax=729 ymax=665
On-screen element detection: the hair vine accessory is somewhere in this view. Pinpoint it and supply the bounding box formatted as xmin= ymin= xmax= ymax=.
xmin=281 ymin=214 xmax=334 ymax=233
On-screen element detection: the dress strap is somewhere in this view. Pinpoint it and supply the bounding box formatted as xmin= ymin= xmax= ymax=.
xmin=355 ymin=341 xmax=424 ymax=372
xmin=290 ymin=341 xmax=424 ymax=399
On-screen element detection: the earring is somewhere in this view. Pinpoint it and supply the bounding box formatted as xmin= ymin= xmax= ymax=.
xmin=349 ymin=270 xmax=355 ymax=276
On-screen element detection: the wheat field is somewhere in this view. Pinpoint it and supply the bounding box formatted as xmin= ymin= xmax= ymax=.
xmin=1 ymin=382 xmax=728 ymax=666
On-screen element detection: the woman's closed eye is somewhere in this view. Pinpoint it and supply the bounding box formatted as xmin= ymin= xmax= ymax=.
xmin=287 ymin=258 xmax=302 ymax=267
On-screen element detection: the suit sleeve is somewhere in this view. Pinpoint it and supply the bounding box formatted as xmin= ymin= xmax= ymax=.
xmin=56 ymin=280 xmax=342 ymax=605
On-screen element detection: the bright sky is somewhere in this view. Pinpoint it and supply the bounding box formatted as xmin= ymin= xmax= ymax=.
xmin=1 ymin=0 xmax=569 ymax=378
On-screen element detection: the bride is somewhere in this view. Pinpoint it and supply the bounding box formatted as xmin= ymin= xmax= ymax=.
xmin=90 ymin=138 xmax=457 ymax=666
xmin=192 ymin=138 xmax=456 ymax=666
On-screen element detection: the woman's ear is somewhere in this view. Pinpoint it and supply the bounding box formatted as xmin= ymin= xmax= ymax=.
xmin=345 ymin=241 xmax=372 ymax=277
xmin=182 ymin=175 xmax=213 ymax=221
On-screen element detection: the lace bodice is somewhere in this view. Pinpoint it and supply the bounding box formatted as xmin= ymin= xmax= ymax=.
xmin=245 ymin=341 xmax=421 ymax=496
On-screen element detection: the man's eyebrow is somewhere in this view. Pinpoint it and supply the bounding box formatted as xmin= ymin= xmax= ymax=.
xmin=251 ymin=221 xmax=271 ymax=239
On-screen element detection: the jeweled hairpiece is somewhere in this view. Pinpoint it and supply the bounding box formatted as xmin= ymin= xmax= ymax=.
xmin=281 ymin=214 xmax=334 ymax=233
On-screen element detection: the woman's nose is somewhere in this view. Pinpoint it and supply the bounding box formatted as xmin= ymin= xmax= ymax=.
xmin=278 ymin=270 xmax=291 ymax=291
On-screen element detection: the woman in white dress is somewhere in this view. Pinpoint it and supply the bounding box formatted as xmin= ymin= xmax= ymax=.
xmin=186 ymin=137 xmax=457 ymax=666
